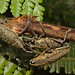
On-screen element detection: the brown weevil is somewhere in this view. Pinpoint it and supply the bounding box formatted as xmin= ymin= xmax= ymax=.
xmin=30 ymin=43 xmax=70 ymax=66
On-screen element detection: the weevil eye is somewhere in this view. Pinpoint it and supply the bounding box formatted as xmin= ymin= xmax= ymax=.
xmin=30 ymin=61 xmax=35 ymax=64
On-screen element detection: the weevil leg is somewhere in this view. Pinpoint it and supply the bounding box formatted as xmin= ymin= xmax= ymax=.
xmin=22 ymin=47 xmax=34 ymax=53
xmin=29 ymin=15 xmax=36 ymax=37
xmin=29 ymin=46 xmax=41 ymax=54
xmin=49 ymin=38 xmax=63 ymax=44
xmin=39 ymin=22 xmax=46 ymax=39
xmin=49 ymin=28 xmax=71 ymax=45
xmin=30 ymin=21 xmax=36 ymax=37
xmin=63 ymin=29 xmax=72 ymax=44
xmin=20 ymin=40 xmax=41 ymax=54
xmin=18 ymin=23 xmax=29 ymax=35
xmin=22 ymin=36 xmax=34 ymax=40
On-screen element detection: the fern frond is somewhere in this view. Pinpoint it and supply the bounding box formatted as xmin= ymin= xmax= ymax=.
xmin=0 ymin=0 xmax=10 ymax=14
xmin=0 ymin=56 xmax=33 ymax=75
xmin=33 ymin=4 xmax=45 ymax=21
xmin=13 ymin=70 xmax=23 ymax=75
xmin=31 ymin=0 xmax=45 ymax=21
xmin=10 ymin=0 xmax=24 ymax=17
xmin=4 ymin=62 xmax=17 ymax=75
xmin=30 ymin=0 xmax=43 ymax=3
xmin=21 ymin=0 xmax=34 ymax=15
xmin=25 ymin=69 xmax=33 ymax=75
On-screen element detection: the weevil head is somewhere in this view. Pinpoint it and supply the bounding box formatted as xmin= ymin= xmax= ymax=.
xmin=29 ymin=55 xmax=48 ymax=66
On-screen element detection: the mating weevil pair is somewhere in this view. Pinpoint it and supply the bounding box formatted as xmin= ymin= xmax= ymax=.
xmin=28 ymin=27 xmax=71 ymax=66
xmin=18 ymin=15 xmax=71 ymax=66
xmin=0 ymin=16 xmax=71 ymax=66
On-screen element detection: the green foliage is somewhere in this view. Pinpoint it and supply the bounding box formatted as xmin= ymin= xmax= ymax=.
xmin=10 ymin=0 xmax=23 ymax=17
xmin=4 ymin=62 xmax=17 ymax=75
xmin=31 ymin=0 xmax=43 ymax=3
xmin=0 ymin=0 xmax=10 ymax=14
xmin=0 ymin=56 xmax=7 ymax=70
xmin=21 ymin=0 xmax=34 ymax=15
xmin=13 ymin=70 xmax=23 ymax=75
xmin=30 ymin=0 xmax=45 ymax=21
xmin=25 ymin=69 xmax=33 ymax=75
xmin=33 ymin=5 xmax=45 ymax=21
xmin=0 ymin=56 xmax=33 ymax=75
xmin=0 ymin=0 xmax=45 ymax=20
xmin=21 ymin=0 xmax=45 ymax=21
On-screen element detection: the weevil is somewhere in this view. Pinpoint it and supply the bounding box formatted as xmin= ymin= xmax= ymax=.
xmin=30 ymin=43 xmax=70 ymax=66
xmin=0 ymin=17 xmax=63 ymax=53
xmin=0 ymin=17 xmax=47 ymax=54
xmin=25 ymin=37 xmax=64 ymax=49
xmin=29 ymin=29 xmax=71 ymax=66
xmin=23 ymin=28 xmax=71 ymax=53
xmin=0 ymin=24 xmax=33 ymax=53
xmin=0 ymin=17 xmax=71 ymax=54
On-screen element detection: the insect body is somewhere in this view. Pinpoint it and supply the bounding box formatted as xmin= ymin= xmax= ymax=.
xmin=0 ymin=24 xmax=32 ymax=53
xmin=26 ymin=37 xmax=64 ymax=49
xmin=30 ymin=43 xmax=70 ymax=66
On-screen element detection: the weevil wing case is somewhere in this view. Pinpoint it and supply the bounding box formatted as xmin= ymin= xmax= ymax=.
xmin=27 ymin=37 xmax=63 ymax=49
xmin=30 ymin=43 xmax=70 ymax=66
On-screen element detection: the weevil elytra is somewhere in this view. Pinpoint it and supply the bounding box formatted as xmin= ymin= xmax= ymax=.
xmin=0 ymin=24 xmax=32 ymax=53
xmin=25 ymin=37 xmax=64 ymax=49
xmin=30 ymin=43 xmax=70 ymax=66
